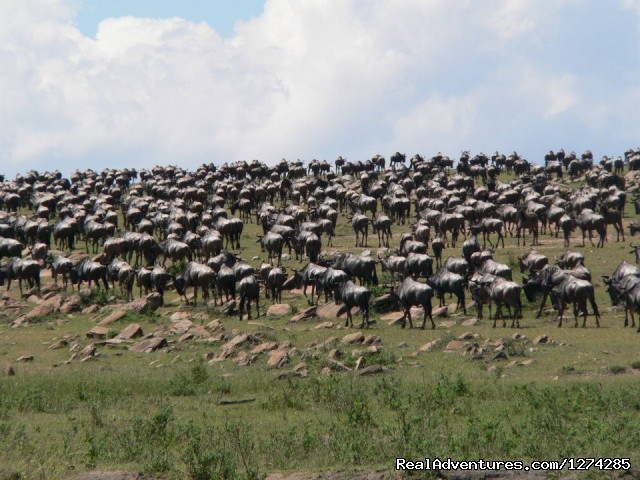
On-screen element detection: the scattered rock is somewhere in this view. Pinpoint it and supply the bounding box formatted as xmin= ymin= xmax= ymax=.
xmin=444 ymin=340 xmax=467 ymax=352
xmin=60 ymin=296 xmax=81 ymax=313
xmin=290 ymin=306 xmax=317 ymax=322
xmin=99 ymin=310 xmax=126 ymax=326
xmin=207 ymin=319 xmax=224 ymax=332
xmin=363 ymin=335 xmax=381 ymax=346
xmin=439 ymin=320 xmax=456 ymax=328
xmin=433 ymin=306 xmax=448 ymax=317
xmin=419 ymin=340 xmax=439 ymax=352
xmin=327 ymin=348 xmax=342 ymax=360
xmin=316 ymin=302 xmax=345 ymax=319
xmin=533 ymin=334 xmax=549 ymax=345
xmin=357 ymin=364 xmax=387 ymax=376
xmin=4 ymin=364 xmax=15 ymax=376
xmin=82 ymin=305 xmax=99 ymax=315
xmin=320 ymin=366 xmax=331 ymax=375
xmin=118 ymin=323 xmax=143 ymax=339
xmin=461 ymin=318 xmax=479 ymax=326
xmin=251 ymin=341 xmax=278 ymax=354
xmin=314 ymin=321 xmax=335 ymax=329
xmin=25 ymin=301 xmax=56 ymax=319
xmin=129 ymin=293 xmax=162 ymax=314
xmin=493 ymin=351 xmax=508 ymax=361
xmin=267 ymin=349 xmax=289 ymax=368
xmin=520 ymin=358 xmax=535 ymax=366
xmin=130 ymin=337 xmax=168 ymax=353
xmin=16 ymin=355 xmax=34 ymax=362
xmin=170 ymin=311 xmax=191 ymax=322
xmin=341 ymin=332 xmax=365 ymax=345
xmin=325 ymin=358 xmax=351 ymax=371
xmin=50 ymin=339 xmax=69 ymax=349
xmin=458 ymin=331 xmax=475 ymax=340
xmin=382 ymin=311 xmax=404 ymax=326
xmin=267 ymin=304 xmax=292 ymax=317
xmin=220 ymin=300 xmax=237 ymax=315
xmin=87 ymin=326 xmax=110 ymax=339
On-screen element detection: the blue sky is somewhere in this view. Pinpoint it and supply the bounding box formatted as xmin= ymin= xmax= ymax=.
xmin=1 ymin=0 xmax=640 ymax=178
xmin=74 ymin=0 xmax=265 ymax=38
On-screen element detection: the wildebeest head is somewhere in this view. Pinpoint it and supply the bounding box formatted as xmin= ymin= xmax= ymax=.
xmin=522 ymin=275 xmax=542 ymax=303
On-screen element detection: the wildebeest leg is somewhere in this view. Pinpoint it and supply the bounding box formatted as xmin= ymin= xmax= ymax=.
xmin=405 ymin=307 xmax=413 ymax=329
xmin=239 ymin=297 xmax=245 ymax=320
xmin=536 ymin=292 xmax=548 ymax=318
xmin=589 ymin=294 xmax=600 ymax=327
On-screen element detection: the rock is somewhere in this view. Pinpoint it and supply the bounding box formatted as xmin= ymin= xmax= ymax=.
xmin=362 ymin=335 xmax=381 ymax=346
xmin=290 ymin=306 xmax=317 ymax=322
xmin=222 ymin=333 xmax=249 ymax=351
xmin=16 ymin=355 xmax=33 ymax=363
xmin=458 ymin=332 xmax=475 ymax=340
xmin=129 ymin=293 xmax=162 ymax=314
xmin=234 ymin=351 xmax=256 ymax=366
xmin=320 ymin=367 xmax=331 ymax=375
xmin=316 ymin=302 xmax=345 ymax=319
xmin=419 ymin=340 xmax=439 ymax=352
xmin=325 ymin=358 xmax=351 ymax=371
xmin=50 ymin=339 xmax=69 ymax=349
xmin=433 ymin=306 xmax=448 ymax=318
xmin=4 ymin=365 xmax=15 ymax=376
xmin=130 ymin=337 xmax=168 ymax=353
xmin=170 ymin=319 xmax=194 ymax=335
xmin=461 ymin=318 xmax=479 ymax=326
xmin=25 ymin=301 xmax=56 ymax=319
xmin=327 ymin=348 xmax=342 ymax=360
xmin=60 ymin=297 xmax=81 ymax=313
xmin=267 ymin=350 xmax=289 ymax=368
xmin=86 ymin=326 xmax=110 ymax=339
xmin=372 ymin=294 xmax=396 ymax=313
xmin=220 ymin=300 xmax=237 ymax=315
xmin=341 ymin=332 xmax=365 ymax=345
xmin=82 ymin=305 xmax=99 ymax=315
xmin=439 ymin=320 xmax=456 ymax=328
xmin=118 ymin=323 xmax=143 ymax=339
xmin=27 ymin=295 xmax=42 ymax=305
xmin=251 ymin=341 xmax=278 ymax=354
xmin=382 ymin=311 xmax=405 ymax=326
xmin=512 ymin=333 xmax=523 ymax=340
xmin=207 ymin=320 xmax=224 ymax=332
xmin=520 ymin=358 xmax=535 ymax=366
xmin=314 ymin=321 xmax=335 ymax=329
xmin=354 ymin=357 xmax=364 ymax=371
xmin=444 ymin=340 xmax=467 ymax=352
xmin=492 ymin=351 xmax=508 ymax=360
xmin=267 ymin=304 xmax=292 ymax=317
xmin=98 ymin=310 xmax=126 ymax=326
xmin=170 ymin=311 xmax=191 ymax=322
xmin=533 ymin=334 xmax=549 ymax=345
xmin=357 ymin=364 xmax=387 ymax=376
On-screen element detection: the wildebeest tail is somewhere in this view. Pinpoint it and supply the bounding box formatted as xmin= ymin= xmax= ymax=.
xmin=372 ymin=265 xmax=378 ymax=286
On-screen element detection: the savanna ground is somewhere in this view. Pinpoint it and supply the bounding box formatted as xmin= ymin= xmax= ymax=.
xmin=1 ymin=171 xmax=640 ymax=480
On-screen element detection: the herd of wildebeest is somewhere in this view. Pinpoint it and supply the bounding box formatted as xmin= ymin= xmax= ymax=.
xmin=3 ymin=148 xmax=640 ymax=331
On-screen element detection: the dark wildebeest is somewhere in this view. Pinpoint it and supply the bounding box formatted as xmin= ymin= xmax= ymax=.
xmin=378 ymin=254 xmax=406 ymax=281
xmin=48 ymin=254 xmax=74 ymax=290
xmin=555 ymin=250 xmax=585 ymax=269
xmin=470 ymin=218 xmax=505 ymax=249
xmin=0 ymin=257 xmax=41 ymax=296
xmin=550 ymin=276 xmax=600 ymax=328
xmin=331 ymin=253 xmax=378 ymax=286
xmin=266 ymin=266 xmax=287 ymax=304
xmin=349 ymin=213 xmax=369 ymax=248
xmin=72 ymin=257 xmax=110 ymax=290
xmin=427 ymin=267 xmax=466 ymax=314
xmin=256 ymin=232 xmax=284 ymax=265
xmin=404 ymin=252 xmax=433 ymax=279
xmin=216 ymin=264 xmax=236 ymax=302
xmin=0 ymin=237 xmax=23 ymax=260
xmin=372 ymin=214 xmax=392 ymax=248
xmin=390 ymin=276 xmax=434 ymax=329
xmin=431 ymin=237 xmax=445 ymax=269
xmin=574 ymin=209 xmax=606 ymax=248
xmin=107 ymin=258 xmax=135 ymax=301
xmin=174 ymin=262 xmax=216 ymax=306
xmin=518 ymin=251 xmax=549 ymax=275
xmin=238 ymin=275 xmax=260 ymax=320
xmin=157 ymin=239 xmax=192 ymax=266
xmin=334 ymin=280 xmax=371 ymax=328
xmin=316 ymin=267 xmax=350 ymax=304
xmin=469 ymin=273 xmax=522 ymax=328
xmin=292 ymin=262 xmax=327 ymax=304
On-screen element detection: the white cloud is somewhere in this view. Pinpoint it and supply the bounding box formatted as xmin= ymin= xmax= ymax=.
xmin=0 ymin=0 xmax=638 ymax=176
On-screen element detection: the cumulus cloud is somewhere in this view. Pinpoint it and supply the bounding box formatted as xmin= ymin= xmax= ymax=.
xmin=0 ymin=0 xmax=638 ymax=176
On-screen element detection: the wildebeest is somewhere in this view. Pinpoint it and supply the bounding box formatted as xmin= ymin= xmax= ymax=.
xmin=173 ymin=262 xmax=216 ymax=306
xmin=156 ymin=238 xmax=191 ymax=266
xmin=404 ymin=252 xmax=433 ymax=279
xmin=266 ymin=266 xmax=287 ymax=304
xmin=372 ymin=214 xmax=392 ymax=248
xmin=390 ymin=276 xmax=434 ymax=329
xmin=0 ymin=257 xmax=41 ymax=296
xmin=316 ymin=267 xmax=350 ymax=304
xmin=0 ymin=237 xmax=23 ymax=260
xmin=238 ymin=275 xmax=260 ymax=320
xmin=292 ymin=262 xmax=327 ymax=303
xmin=216 ymin=264 xmax=236 ymax=302
xmin=331 ymin=253 xmax=378 ymax=286
xmin=107 ymin=258 xmax=135 ymax=301
xmin=444 ymin=257 xmax=469 ymax=277
xmin=378 ymin=254 xmax=406 ymax=280
xmin=550 ymin=276 xmax=600 ymax=327
xmin=257 ymin=232 xmax=284 ymax=265
xmin=48 ymin=254 xmax=74 ymax=290
xmin=518 ymin=251 xmax=549 ymax=274
xmin=574 ymin=209 xmax=606 ymax=248
xmin=428 ymin=267 xmax=466 ymax=314
xmin=334 ymin=280 xmax=371 ymax=328
xmin=555 ymin=250 xmax=585 ymax=269
xmin=431 ymin=237 xmax=445 ymax=269
xmin=349 ymin=213 xmax=369 ymax=247
xmin=469 ymin=273 xmax=522 ymax=328
xmin=516 ymin=208 xmax=539 ymax=246
xmin=72 ymin=257 xmax=110 ymax=290
xmin=470 ymin=218 xmax=505 ymax=249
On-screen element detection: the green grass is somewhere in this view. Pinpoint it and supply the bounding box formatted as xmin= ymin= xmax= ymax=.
xmin=2 ymin=170 xmax=640 ymax=478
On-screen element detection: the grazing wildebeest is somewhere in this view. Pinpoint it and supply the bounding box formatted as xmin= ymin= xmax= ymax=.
xmin=257 ymin=232 xmax=284 ymax=265
xmin=574 ymin=209 xmax=606 ymax=248
xmin=518 ymin=251 xmax=549 ymax=275
xmin=156 ymin=238 xmax=191 ymax=266
xmin=316 ymin=267 xmax=350 ymax=304
xmin=0 ymin=237 xmax=23 ymax=260
xmin=331 ymin=253 xmax=378 ymax=286
xmin=372 ymin=214 xmax=392 ymax=248
xmin=72 ymin=257 xmax=110 ymax=290
xmin=334 ymin=280 xmax=371 ymax=328
xmin=428 ymin=268 xmax=466 ymax=314
xmin=444 ymin=257 xmax=469 ymax=277
xmin=522 ymin=264 xmax=593 ymax=318
xmin=266 ymin=266 xmax=287 ymax=304
xmin=48 ymin=254 xmax=74 ymax=290
xmin=173 ymin=262 xmax=216 ymax=306
xmin=470 ymin=218 xmax=505 ymax=248
xmin=469 ymin=273 xmax=522 ymax=328
xmin=238 ymin=275 xmax=260 ymax=320
xmin=348 ymin=213 xmax=370 ymax=248
xmin=550 ymin=276 xmax=600 ymax=328
xmin=0 ymin=257 xmax=41 ymax=296
xmin=431 ymin=237 xmax=445 ymax=269
xmin=390 ymin=276 xmax=434 ymax=329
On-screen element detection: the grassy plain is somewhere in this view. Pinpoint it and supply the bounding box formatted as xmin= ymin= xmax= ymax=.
xmin=1 ymin=171 xmax=640 ymax=479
